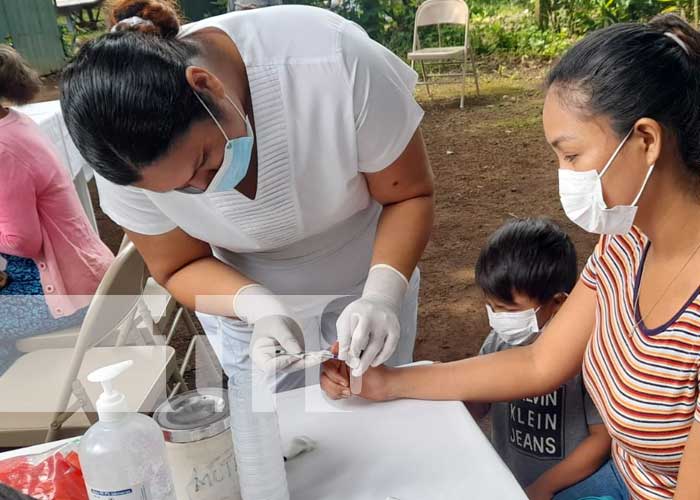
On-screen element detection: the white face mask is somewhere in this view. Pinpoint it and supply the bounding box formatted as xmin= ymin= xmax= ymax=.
xmin=486 ymin=305 xmax=540 ymax=346
xmin=558 ymin=129 xmax=655 ymax=235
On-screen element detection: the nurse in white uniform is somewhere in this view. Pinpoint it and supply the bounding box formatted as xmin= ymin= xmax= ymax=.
xmin=60 ymin=0 xmax=434 ymax=389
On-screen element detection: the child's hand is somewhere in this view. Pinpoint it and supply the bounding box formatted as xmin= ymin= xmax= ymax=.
xmin=321 ymin=358 xmax=352 ymax=399
xmin=320 ymin=342 xmax=395 ymax=401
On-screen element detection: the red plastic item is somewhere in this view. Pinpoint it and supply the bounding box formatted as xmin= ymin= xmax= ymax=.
xmin=0 ymin=441 xmax=88 ymax=500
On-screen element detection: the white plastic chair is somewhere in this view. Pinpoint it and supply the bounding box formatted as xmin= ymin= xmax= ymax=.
xmin=0 ymin=243 xmax=186 ymax=447
xmin=408 ymin=0 xmax=480 ymax=109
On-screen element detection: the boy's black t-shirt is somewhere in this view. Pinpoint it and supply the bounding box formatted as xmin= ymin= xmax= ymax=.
xmin=479 ymin=330 xmax=603 ymax=488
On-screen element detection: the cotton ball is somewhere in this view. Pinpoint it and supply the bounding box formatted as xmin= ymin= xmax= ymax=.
xmin=284 ymin=435 xmax=317 ymax=460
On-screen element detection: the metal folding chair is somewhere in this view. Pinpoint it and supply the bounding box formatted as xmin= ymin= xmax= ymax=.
xmin=408 ymin=0 xmax=480 ymax=109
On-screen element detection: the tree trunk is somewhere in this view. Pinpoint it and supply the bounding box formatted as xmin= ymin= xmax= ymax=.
xmin=695 ymin=0 xmax=699 ymax=28
xmin=535 ymin=0 xmax=548 ymax=29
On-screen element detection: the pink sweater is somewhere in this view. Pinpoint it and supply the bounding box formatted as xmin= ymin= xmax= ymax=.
xmin=0 ymin=109 xmax=113 ymax=318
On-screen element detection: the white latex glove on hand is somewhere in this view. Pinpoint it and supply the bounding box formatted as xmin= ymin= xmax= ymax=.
xmin=336 ymin=265 xmax=409 ymax=377
xmin=234 ymin=285 xmax=325 ymax=376
xmin=251 ymin=315 xmax=330 ymax=375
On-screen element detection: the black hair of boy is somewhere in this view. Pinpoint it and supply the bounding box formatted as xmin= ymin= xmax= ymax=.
xmin=475 ymin=218 xmax=577 ymax=305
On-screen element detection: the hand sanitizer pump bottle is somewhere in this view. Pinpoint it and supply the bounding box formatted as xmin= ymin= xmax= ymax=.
xmin=79 ymin=360 xmax=176 ymax=500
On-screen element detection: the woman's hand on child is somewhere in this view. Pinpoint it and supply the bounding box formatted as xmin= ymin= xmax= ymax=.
xmin=320 ymin=342 xmax=395 ymax=401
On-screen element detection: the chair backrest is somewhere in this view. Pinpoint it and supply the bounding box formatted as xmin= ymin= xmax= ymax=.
xmin=412 ymin=0 xmax=470 ymax=51
xmin=49 ymin=243 xmax=148 ymax=438
xmin=415 ymin=0 xmax=469 ymax=27
xmin=74 ymin=242 xmax=147 ymax=349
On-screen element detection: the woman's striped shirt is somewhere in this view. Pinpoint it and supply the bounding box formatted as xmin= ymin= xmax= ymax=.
xmin=581 ymin=227 xmax=700 ymax=500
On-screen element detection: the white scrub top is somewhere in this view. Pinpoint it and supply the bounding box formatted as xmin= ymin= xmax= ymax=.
xmin=96 ymin=5 xmax=424 ymax=297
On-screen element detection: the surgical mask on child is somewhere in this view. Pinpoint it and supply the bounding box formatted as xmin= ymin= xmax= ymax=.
xmin=486 ymin=305 xmax=540 ymax=346
xmin=558 ymin=128 xmax=655 ymax=235
xmin=177 ymin=93 xmax=255 ymax=195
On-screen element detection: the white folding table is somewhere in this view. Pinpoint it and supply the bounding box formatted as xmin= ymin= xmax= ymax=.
xmin=0 ymin=384 xmax=527 ymax=499
xmin=277 ymin=384 xmax=527 ymax=500
xmin=15 ymin=100 xmax=99 ymax=233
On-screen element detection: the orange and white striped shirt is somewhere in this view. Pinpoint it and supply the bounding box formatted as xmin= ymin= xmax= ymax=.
xmin=582 ymin=227 xmax=700 ymax=500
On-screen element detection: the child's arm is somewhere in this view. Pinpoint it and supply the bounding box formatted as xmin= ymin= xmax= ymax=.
xmin=331 ymin=279 xmax=597 ymax=403
xmin=525 ymin=424 xmax=611 ymax=500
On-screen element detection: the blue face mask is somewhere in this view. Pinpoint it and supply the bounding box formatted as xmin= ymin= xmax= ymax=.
xmin=177 ymin=93 xmax=254 ymax=194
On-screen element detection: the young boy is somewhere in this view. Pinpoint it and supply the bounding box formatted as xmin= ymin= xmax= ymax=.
xmin=322 ymin=219 xmax=613 ymax=500
xmin=468 ymin=219 xmax=611 ymax=499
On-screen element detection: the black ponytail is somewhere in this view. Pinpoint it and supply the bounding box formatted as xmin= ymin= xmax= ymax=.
xmin=547 ymin=14 xmax=700 ymax=183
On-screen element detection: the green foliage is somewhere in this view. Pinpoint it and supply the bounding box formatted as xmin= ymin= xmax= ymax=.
xmin=290 ymin=0 xmax=572 ymax=57
xmin=290 ymin=0 xmax=421 ymax=54
xmin=59 ymin=0 xmax=699 ymax=61
xmin=304 ymin=0 xmax=698 ymax=59
xmin=542 ymin=0 xmax=662 ymax=32
xmin=658 ymin=0 xmax=700 ymax=17
xmin=469 ymin=7 xmax=574 ymax=57
xmin=208 ymin=0 xmax=231 ymax=17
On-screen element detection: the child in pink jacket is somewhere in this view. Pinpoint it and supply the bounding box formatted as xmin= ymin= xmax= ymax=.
xmin=0 ymin=46 xmax=113 ymax=374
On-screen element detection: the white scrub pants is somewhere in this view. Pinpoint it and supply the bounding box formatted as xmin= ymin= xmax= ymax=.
xmin=197 ymin=268 xmax=420 ymax=392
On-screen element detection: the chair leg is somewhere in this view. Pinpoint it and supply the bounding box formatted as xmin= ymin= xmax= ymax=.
xmin=419 ymin=61 xmax=432 ymax=98
xmin=135 ymin=299 xmax=158 ymax=345
xmin=183 ymin=312 xmax=223 ymax=387
xmin=169 ymin=361 xmax=189 ymax=398
xmin=460 ymin=60 xmax=467 ymax=109
xmin=45 ymin=420 xmax=60 ymax=443
xmin=182 ymin=307 xmax=199 ymax=338
xmin=165 ymin=307 xmax=184 ymax=345
xmin=115 ymin=313 xmax=136 ymax=347
xmin=181 ymin=336 xmax=198 ymax=377
xmin=471 ymin=52 xmax=481 ymax=96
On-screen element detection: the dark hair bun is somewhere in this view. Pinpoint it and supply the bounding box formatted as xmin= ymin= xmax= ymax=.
xmin=0 ymin=45 xmax=41 ymax=104
xmin=649 ymin=13 xmax=700 ymax=61
xmin=109 ymin=0 xmax=181 ymax=38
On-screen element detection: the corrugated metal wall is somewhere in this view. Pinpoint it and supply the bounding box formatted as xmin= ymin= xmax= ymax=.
xmin=0 ymin=0 xmax=65 ymax=74
xmin=179 ymin=0 xmax=223 ymax=22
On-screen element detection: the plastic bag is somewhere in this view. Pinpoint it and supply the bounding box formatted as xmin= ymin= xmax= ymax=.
xmin=0 ymin=439 xmax=88 ymax=500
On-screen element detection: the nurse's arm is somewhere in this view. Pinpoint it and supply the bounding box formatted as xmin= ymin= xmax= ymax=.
xmin=364 ymin=128 xmax=434 ymax=279
xmin=674 ymin=419 xmax=700 ymax=499
xmin=366 ymin=279 xmax=596 ymax=402
xmin=124 ymin=227 xmax=254 ymax=317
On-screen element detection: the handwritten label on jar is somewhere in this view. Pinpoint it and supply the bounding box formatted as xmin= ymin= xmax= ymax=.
xmin=186 ymin=451 xmax=239 ymax=500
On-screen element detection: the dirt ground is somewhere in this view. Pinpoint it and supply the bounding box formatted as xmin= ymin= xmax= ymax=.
xmin=404 ymin=68 xmax=598 ymax=362
xmin=41 ymin=62 xmax=598 ymax=367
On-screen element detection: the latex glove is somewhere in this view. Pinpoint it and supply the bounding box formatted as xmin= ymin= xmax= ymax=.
xmin=234 ymin=285 xmax=325 ymax=376
xmin=336 ymin=265 xmax=409 ymax=377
